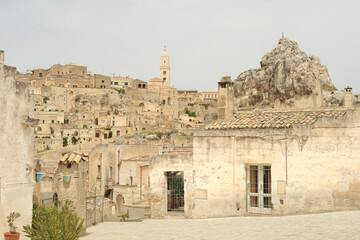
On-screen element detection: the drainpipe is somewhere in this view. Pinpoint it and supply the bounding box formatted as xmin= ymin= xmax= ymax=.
xmin=2 ymin=180 xmax=35 ymax=189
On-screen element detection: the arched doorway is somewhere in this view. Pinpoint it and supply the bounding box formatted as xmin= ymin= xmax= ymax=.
xmin=116 ymin=131 xmax=120 ymax=136
xmin=116 ymin=194 xmax=125 ymax=216
xmin=50 ymin=126 xmax=54 ymax=134
xmin=104 ymin=189 xmax=113 ymax=200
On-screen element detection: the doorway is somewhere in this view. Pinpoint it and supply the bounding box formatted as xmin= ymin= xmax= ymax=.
xmin=246 ymin=165 xmax=272 ymax=214
xmin=166 ymin=172 xmax=184 ymax=212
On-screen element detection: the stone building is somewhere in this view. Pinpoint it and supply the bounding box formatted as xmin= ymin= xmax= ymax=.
xmin=151 ymin=96 xmax=360 ymax=218
xmin=149 ymin=38 xmax=360 ymax=219
xmin=0 ymin=50 xmax=36 ymax=238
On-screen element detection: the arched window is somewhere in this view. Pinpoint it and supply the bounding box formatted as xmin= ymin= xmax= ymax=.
xmin=116 ymin=131 xmax=120 ymax=136
xmin=138 ymin=84 xmax=141 ymax=88
xmin=142 ymin=84 xmax=146 ymax=88
xmin=95 ymin=118 xmax=98 ymax=126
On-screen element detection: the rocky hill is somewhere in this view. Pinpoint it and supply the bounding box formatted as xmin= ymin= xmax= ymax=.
xmin=234 ymin=38 xmax=336 ymax=108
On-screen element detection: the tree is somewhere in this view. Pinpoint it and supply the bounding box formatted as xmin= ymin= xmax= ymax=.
xmin=23 ymin=201 xmax=84 ymax=240
xmin=71 ymin=136 xmax=78 ymax=145
xmin=63 ymin=137 xmax=68 ymax=147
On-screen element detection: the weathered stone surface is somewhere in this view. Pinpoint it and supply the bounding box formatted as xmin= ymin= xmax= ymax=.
xmin=234 ymin=38 xmax=336 ymax=107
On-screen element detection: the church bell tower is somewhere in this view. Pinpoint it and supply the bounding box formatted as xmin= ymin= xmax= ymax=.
xmin=160 ymin=46 xmax=170 ymax=86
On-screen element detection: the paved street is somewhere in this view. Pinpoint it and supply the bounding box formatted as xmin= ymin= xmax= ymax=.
xmin=80 ymin=211 xmax=360 ymax=240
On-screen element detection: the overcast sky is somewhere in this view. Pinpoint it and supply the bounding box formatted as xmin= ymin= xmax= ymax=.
xmin=0 ymin=0 xmax=359 ymax=93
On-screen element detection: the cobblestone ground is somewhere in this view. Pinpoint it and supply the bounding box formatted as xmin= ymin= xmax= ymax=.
xmin=80 ymin=211 xmax=360 ymax=240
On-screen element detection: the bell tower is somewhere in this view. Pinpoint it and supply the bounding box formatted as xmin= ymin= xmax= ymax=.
xmin=160 ymin=46 xmax=170 ymax=86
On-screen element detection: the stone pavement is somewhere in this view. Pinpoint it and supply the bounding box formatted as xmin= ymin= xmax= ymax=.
xmin=80 ymin=211 xmax=360 ymax=240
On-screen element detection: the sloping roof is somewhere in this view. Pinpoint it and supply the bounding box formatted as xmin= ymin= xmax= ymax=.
xmin=58 ymin=153 xmax=88 ymax=164
xmin=206 ymin=108 xmax=347 ymax=130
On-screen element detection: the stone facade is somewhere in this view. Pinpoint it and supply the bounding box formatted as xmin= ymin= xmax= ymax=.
xmin=0 ymin=50 xmax=35 ymax=238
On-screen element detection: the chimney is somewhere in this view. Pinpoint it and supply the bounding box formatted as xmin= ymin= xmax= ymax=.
xmin=344 ymin=86 xmax=353 ymax=108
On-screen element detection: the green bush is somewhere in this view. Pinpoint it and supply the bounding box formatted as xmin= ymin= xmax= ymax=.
xmin=23 ymin=201 xmax=84 ymax=240
xmin=71 ymin=136 xmax=78 ymax=145
xmin=185 ymin=110 xmax=197 ymax=117
xmin=63 ymin=137 xmax=68 ymax=147
xmin=7 ymin=212 xmax=20 ymax=233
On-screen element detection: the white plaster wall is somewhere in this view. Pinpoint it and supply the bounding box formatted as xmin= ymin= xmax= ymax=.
xmin=0 ymin=51 xmax=34 ymax=239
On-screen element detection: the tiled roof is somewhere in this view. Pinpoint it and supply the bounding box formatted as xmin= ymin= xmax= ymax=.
xmin=206 ymin=109 xmax=347 ymax=130
xmin=58 ymin=153 xmax=88 ymax=164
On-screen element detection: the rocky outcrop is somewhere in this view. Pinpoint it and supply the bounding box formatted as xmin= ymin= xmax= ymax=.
xmin=234 ymin=38 xmax=336 ymax=108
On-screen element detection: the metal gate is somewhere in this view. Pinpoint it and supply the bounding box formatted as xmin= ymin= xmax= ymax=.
xmin=246 ymin=165 xmax=272 ymax=214
xmin=86 ymin=195 xmax=105 ymax=227
xmin=167 ymin=172 xmax=184 ymax=212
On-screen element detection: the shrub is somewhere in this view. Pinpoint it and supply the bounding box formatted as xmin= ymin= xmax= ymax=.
xmin=7 ymin=212 xmax=21 ymax=233
xmin=185 ymin=110 xmax=197 ymax=117
xmin=63 ymin=137 xmax=68 ymax=147
xmin=23 ymin=201 xmax=84 ymax=240
xmin=71 ymin=136 xmax=78 ymax=145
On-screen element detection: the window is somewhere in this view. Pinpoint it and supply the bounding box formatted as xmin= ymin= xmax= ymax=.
xmin=114 ymin=82 xmax=118 ymax=85
xmin=110 ymin=167 xmax=113 ymax=178
xmin=97 ymin=165 xmax=101 ymax=178
xmin=163 ymin=71 xmax=166 ymax=75
xmin=163 ymin=78 xmax=166 ymax=81
xmin=59 ymin=84 xmax=64 ymax=87
xmin=42 ymin=120 xmax=45 ymax=123
xmin=31 ymin=90 xmax=34 ymax=94
xmin=130 ymin=176 xmax=133 ymax=185
xmin=51 ymin=120 xmax=54 ymax=124
xmin=44 ymin=91 xmax=47 ymax=96
xmin=102 ymin=80 xmax=105 ymax=83
xmin=83 ymin=125 xmax=87 ymax=129
xmin=85 ymin=85 xmax=89 ymax=88
xmin=124 ymin=82 xmax=128 ymax=86
xmin=73 ymin=85 xmax=78 ymax=88
xmin=112 ymin=121 xmax=115 ymax=126
xmin=39 ymin=73 xmax=43 ymax=77
xmin=82 ymin=71 xmax=85 ymax=74
xmin=100 ymin=85 xmax=106 ymax=88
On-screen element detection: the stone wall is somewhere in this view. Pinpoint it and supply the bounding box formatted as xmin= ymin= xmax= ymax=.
xmin=0 ymin=50 xmax=34 ymax=238
xmin=149 ymin=153 xmax=193 ymax=219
